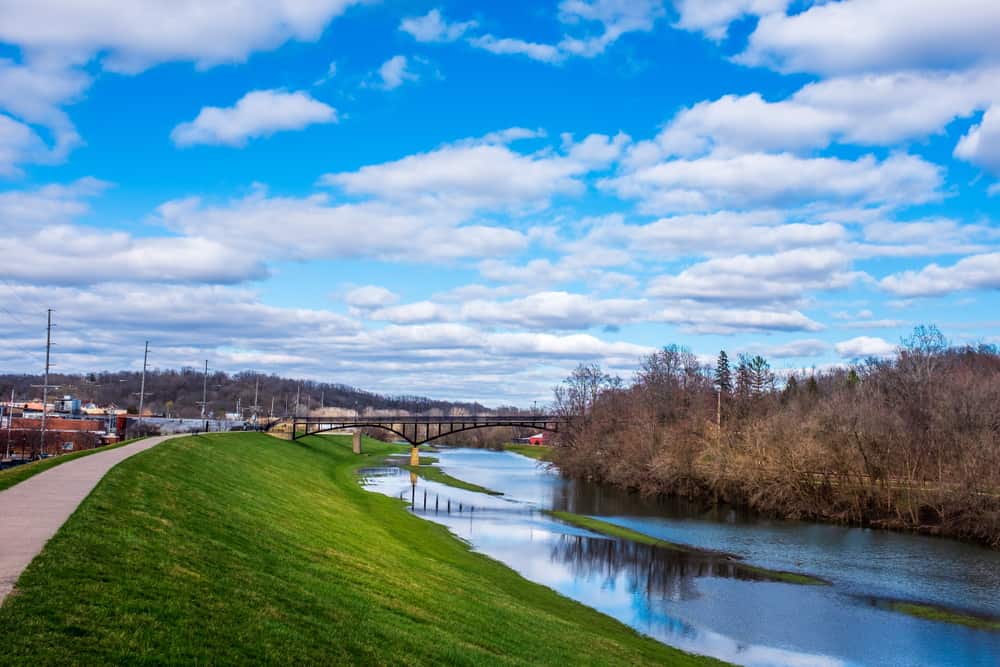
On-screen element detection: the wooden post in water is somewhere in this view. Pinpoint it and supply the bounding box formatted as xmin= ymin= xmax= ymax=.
xmin=352 ymin=430 xmax=362 ymax=454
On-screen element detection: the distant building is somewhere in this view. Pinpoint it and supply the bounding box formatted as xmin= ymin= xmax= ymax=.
xmin=528 ymin=432 xmax=548 ymax=446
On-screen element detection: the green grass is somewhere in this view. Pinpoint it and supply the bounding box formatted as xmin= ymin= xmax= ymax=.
xmin=546 ymin=510 xmax=827 ymax=586
xmin=406 ymin=464 xmax=504 ymax=495
xmin=889 ymin=601 xmax=1000 ymax=632
xmin=504 ymin=444 xmax=553 ymax=461
xmin=0 ymin=432 xmax=723 ymax=665
xmin=0 ymin=437 xmax=146 ymax=492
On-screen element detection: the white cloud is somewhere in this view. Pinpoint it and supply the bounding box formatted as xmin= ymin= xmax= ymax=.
xmin=344 ymin=285 xmax=400 ymax=309
xmin=606 ymin=151 xmax=942 ymax=214
xmin=322 ymin=131 xmax=623 ymax=211
xmin=640 ymin=68 xmax=1000 ymax=160
xmin=0 ymin=177 xmax=110 ymax=229
xmin=468 ymin=35 xmax=564 ymax=63
xmin=401 ymin=9 xmax=477 ymax=43
xmin=762 ymin=339 xmax=829 ymax=358
xmin=672 ymin=0 xmax=789 ymax=41
xmin=156 ymin=189 xmax=528 ymax=263
xmin=467 ymin=0 xmax=663 ymax=63
xmin=739 ymin=0 xmax=1000 ymax=75
xmin=0 ymin=228 xmax=267 ymax=285
xmin=0 ymin=0 xmax=366 ymax=74
xmin=880 ymin=253 xmax=1000 ymax=297
xmin=654 ymin=305 xmax=823 ymax=334
xmin=557 ymin=0 xmax=665 ymax=57
xmin=0 ymin=59 xmax=88 ymax=171
xmin=375 ymin=55 xmax=420 ymax=90
xmin=954 ymin=106 xmax=1000 ymax=177
xmin=647 ymin=248 xmax=855 ymax=304
xmin=835 ymin=336 xmax=896 ymax=358
xmin=171 ymin=89 xmax=336 ymax=148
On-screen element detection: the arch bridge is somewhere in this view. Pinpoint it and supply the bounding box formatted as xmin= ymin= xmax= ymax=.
xmin=282 ymin=414 xmax=566 ymax=464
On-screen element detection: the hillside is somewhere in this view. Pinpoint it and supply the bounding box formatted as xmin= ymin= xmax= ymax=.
xmin=0 ymin=370 xmax=488 ymax=419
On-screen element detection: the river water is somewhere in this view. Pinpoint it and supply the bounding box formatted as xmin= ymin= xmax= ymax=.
xmin=361 ymin=447 xmax=1000 ymax=667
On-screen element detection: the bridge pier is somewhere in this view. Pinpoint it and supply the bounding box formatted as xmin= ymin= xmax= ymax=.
xmin=410 ymin=445 xmax=420 ymax=467
xmin=352 ymin=430 xmax=362 ymax=455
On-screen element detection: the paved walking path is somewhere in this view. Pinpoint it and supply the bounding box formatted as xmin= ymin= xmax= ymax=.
xmin=0 ymin=435 xmax=176 ymax=604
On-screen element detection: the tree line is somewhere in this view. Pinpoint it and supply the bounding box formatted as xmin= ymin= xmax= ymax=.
xmin=552 ymin=326 xmax=1000 ymax=549
xmin=0 ymin=369 xmax=486 ymax=419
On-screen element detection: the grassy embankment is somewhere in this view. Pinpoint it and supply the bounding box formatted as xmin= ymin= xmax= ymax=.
xmin=0 ymin=437 xmax=146 ymax=492
xmin=546 ymin=510 xmax=827 ymax=586
xmin=405 ymin=463 xmax=503 ymax=496
xmin=0 ymin=432 xmax=723 ymax=665
xmin=504 ymin=444 xmax=553 ymax=461
xmin=888 ymin=601 xmax=1000 ymax=632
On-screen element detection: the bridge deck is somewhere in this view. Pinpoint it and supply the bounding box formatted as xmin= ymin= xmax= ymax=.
xmin=285 ymin=415 xmax=566 ymax=445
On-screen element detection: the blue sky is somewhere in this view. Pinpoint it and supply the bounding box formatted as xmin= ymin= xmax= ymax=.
xmin=2 ymin=0 xmax=1000 ymax=405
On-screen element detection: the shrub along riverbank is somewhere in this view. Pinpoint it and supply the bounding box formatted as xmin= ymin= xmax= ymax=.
xmin=0 ymin=432 xmax=722 ymax=665
xmin=552 ymin=326 xmax=1000 ymax=549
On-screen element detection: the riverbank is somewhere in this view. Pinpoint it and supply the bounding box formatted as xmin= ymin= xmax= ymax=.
xmin=0 ymin=432 xmax=722 ymax=665
xmin=545 ymin=510 xmax=827 ymax=586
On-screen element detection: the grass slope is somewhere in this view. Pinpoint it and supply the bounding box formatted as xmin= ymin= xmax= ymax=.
xmin=406 ymin=465 xmax=504 ymax=495
xmin=889 ymin=601 xmax=1000 ymax=632
xmin=504 ymin=444 xmax=553 ymax=461
xmin=546 ymin=510 xmax=827 ymax=586
xmin=0 ymin=437 xmax=146 ymax=492
xmin=0 ymin=433 xmax=722 ymax=665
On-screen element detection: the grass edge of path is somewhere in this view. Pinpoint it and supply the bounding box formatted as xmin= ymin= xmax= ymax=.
xmin=0 ymin=437 xmax=147 ymax=492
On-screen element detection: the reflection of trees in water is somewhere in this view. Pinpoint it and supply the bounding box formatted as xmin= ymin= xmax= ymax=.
xmin=551 ymin=478 xmax=746 ymax=523
xmin=551 ymin=534 xmax=772 ymax=602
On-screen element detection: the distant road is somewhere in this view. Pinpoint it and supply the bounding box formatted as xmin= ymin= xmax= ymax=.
xmin=0 ymin=435 xmax=176 ymax=604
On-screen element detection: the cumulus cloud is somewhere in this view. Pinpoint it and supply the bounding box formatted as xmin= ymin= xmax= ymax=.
xmin=672 ymin=0 xmax=789 ymax=41
xmin=646 ymin=249 xmax=856 ymax=304
xmin=836 ymin=336 xmax=896 ymax=359
xmin=635 ymin=69 xmax=1000 ymax=160
xmin=468 ymin=35 xmax=564 ymax=63
xmin=400 ymin=9 xmax=477 ymax=43
xmin=880 ymin=253 xmax=1000 ymax=297
xmin=0 ymin=0 xmax=366 ymax=74
xmin=171 ymin=89 xmax=336 ymax=148
xmin=954 ymin=106 xmax=1000 ymax=177
xmin=739 ymin=0 xmax=1000 ymax=75
xmin=763 ymin=339 xmax=830 ymax=359
xmin=462 ymin=0 xmax=664 ymax=63
xmin=606 ymin=151 xmax=942 ymax=214
xmin=344 ymin=285 xmax=400 ymax=309
xmin=321 ymin=130 xmax=624 ymax=211
xmin=155 ymin=189 xmax=528 ymax=263
xmin=374 ymin=55 xmax=420 ymax=90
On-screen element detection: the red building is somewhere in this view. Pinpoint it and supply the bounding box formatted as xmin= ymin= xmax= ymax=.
xmin=528 ymin=432 xmax=548 ymax=446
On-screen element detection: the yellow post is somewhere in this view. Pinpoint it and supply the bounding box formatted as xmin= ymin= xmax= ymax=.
xmin=410 ymin=445 xmax=420 ymax=467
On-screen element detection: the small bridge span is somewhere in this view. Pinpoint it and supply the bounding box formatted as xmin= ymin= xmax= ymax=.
xmin=270 ymin=414 xmax=566 ymax=464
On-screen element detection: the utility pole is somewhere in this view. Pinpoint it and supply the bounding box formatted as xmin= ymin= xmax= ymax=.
xmin=3 ymin=388 xmax=13 ymax=461
xmin=137 ymin=340 xmax=149 ymax=434
xmin=250 ymin=375 xmax=261 ymax=426
xmin=269 ymin=395 xmax=275 ymax=420
xmin=35 ymin=309 xmax=58 ymax=458
xmin=295 ymin=382 xmax=301 ymax=417
xmin=198 ymin=360 xmax=209 ymax=432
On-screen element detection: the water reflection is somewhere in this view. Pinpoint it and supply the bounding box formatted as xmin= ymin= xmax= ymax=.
xmin=362 ymin=449 xmax=1000 ymax=667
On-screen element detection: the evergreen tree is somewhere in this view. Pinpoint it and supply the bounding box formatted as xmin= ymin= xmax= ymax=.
xmin=715 ymin=350 xmax=732 ymax=395
xmin=748 ymin=355 xmax=774 ymax=396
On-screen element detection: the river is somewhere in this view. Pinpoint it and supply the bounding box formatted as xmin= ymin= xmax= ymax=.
xmin=361 ymin=447 xmax=1000 ymax=667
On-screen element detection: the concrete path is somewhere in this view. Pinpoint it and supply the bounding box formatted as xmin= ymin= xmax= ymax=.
xmin=0 ymin=435 xmax=176 ymax=604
